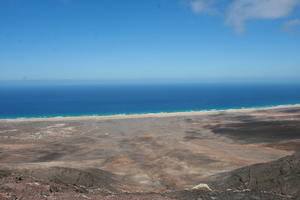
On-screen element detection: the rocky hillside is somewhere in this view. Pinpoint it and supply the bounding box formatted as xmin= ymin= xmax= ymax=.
xmin=211 ymin=153 xmax=300 ymax=197
xmin=1 ymin=153 xmax=300 ymax=200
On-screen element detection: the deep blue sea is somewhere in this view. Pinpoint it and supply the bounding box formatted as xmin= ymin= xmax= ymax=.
xmin=1 ymin=83 xmax=300 ymax=119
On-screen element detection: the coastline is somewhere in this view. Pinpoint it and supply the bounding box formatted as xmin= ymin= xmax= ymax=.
xmin=1 ymin=103 xmax=300 ymax=122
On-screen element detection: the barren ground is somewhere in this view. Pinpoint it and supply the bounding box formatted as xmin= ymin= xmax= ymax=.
xmin=0 ymin=106 xmax=300 ymax=199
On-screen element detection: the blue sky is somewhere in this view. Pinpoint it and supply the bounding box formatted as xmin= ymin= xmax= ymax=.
xmin=0 ymin=0 xmax=300 ymax=82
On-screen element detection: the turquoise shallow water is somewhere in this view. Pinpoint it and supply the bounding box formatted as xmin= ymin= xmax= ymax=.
xmin=1 ymin=83 xmax=300 ymax=119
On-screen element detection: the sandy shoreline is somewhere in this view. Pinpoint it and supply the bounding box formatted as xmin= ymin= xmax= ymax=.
xmin=1 ymin=103 xmax=300 ymax=122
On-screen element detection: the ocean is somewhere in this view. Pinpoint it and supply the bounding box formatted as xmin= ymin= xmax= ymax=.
xmin=1 ymin=83 xmax=300 ymax=119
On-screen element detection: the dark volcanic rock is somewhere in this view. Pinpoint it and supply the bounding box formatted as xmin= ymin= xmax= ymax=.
xmin=211 ymin=153 xmax=300 ymax=197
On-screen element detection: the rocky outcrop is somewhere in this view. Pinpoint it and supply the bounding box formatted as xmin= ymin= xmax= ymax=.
xmin=211 ymin=153 xmax=300 ymax=198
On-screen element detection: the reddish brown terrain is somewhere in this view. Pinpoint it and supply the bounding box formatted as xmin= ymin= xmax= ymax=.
xmin=0 ymin=105 xmax=300 ymax=199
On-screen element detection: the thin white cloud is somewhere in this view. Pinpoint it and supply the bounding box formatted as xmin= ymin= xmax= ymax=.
xmin=190 ymin=0 xmax=217 ymax=14
xmin=283 ymin=19 xmax=300 ymax=32
xmin=188 ymin=0 xmax=300 ymax=34
xmin=226 ymin=0 xmax=300 ymax=34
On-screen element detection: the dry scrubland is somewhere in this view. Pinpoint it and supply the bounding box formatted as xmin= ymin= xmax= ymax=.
xmin=0 ymin=105 xmax=300 ymax=199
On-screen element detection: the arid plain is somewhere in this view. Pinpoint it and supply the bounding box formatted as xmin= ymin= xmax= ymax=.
xmin=1 ymin=105 xmax=300 ymax=199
